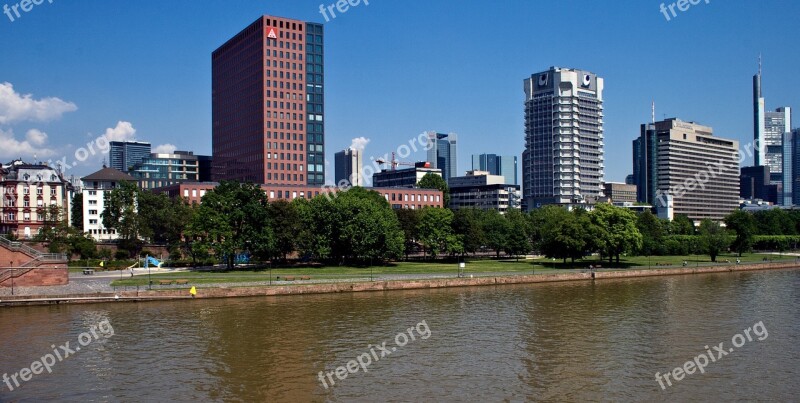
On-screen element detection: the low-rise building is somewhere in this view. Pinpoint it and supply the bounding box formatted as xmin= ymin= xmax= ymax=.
xmin=603 ymin=182 xmax=637 ymax=204
xmin=449 ymin=170 xmax=521 ymax=213
xmin=81 ymin=167 xmax=137 ymax=241
xmin=131 ymin=151 xmax=212 ymax=190
xmin=0 ymin=161 xmax=70 ymax=239
xmin=372 ymin=162 xmax=441 ymax=188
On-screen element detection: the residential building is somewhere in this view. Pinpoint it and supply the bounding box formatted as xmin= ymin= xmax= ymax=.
xmin=0 ymin=161 xmax=69 ymax=239
xmin=130 ymin=151 xmax=211 ymax=189
xmin=212 ymin=15 xmax=325 ymax=185
xmin=425 ymin=132 xmax=457 ymax=183
xmin=334 ymin=148 xmax=363 ymax=186
xmin=155 ymin=182 xmax=443 ymax=210
xmin=523 ymin=67 xmax=605 ymax=209
xmin=109 ymin=141 xmax=151 ymax=173
xmin=449 ymin=170 xmax=521 ymax=213
xmin=603 ymin=182 xmax=637 ymax=204
xmin=471 ymin=153 xmax=517 ymax=185
xmin=81 ymin=167 xmax=137 ymax=241
xmin=372 ymin=162 xmax=441 ymax=188
xmin=635 ymin=118 xmax=739 ymax=222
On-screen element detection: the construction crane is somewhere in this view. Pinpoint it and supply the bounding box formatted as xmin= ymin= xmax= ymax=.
xmin=375 ymin=152 xmax=429 ymax=171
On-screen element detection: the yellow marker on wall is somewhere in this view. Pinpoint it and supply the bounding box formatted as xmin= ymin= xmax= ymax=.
xmin=189 ymin=286 xmax=197 ymax=297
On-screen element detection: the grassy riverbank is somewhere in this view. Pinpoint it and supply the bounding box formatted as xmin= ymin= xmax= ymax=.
xmin=109 ymin=253 xmax=797 ymax=287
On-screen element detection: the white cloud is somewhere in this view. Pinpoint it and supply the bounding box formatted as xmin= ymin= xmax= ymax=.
xmin=102 ymin=121 xmax=137 ymax=142
xmin=0 ymin=82 xmax=77 ymax=125
xmin=0 ymin=128 xmax=56 ymax=159
xmin=153 ymin=143 xmax=177 ymax=154
xmin=349 ymin=137 xmax=370 ymax=151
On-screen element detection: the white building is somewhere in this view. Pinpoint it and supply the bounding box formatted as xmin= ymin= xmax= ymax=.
xmin=449 ymin=170 xmax=521 ymax=213
xmin=81 ymin=167 xmax=136 ymax=241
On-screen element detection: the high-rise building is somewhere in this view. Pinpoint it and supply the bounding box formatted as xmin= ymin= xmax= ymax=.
xmin=634 ymin=118 xmax=739 ymax=222
xmin=109 ymin=141 xmax=151 ymax=173
xmin=753 ymin=60 xmax=792 ymax=184
xmin=523 ymin=67 xmax=604 ymax=209
xmin=425 ymin=132 xmax=457 ymax=183
xmin=632 ymin=123 xmax=658 ymax=204
xmin=740 ymin=165 xmax=771 ymax=202
xmin=212 ymin=15 xmax=325 ymax=185
xmin=334 ymin=148 xmax=363 ymax=187
xmin=782 ymin=129 xmax=800 ymax=206
xmin=471 ymin=153 xmax=517 ymax=185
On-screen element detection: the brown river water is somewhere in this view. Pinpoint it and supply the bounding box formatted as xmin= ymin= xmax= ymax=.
xmin=1 ymin=269 xmax=798 ymax=402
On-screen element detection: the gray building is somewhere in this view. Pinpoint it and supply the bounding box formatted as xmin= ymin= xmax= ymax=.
xmin=109 ymin=141 xmax=151 ymax=173
xmin=782 ymin=129 xmax=800 ymax=206
xmin=634 ymin=118 xmax=739 ymax=222
xmin=131 ymin=151 xmax=211 ymax=190
xmin=523 ymin=67 xmax=604 ymax=209
xmin=372 ymin=162 xmax=441 ymax=188
xmin=753 ymin=63 xmax=792 ymax=184
xmin=472 ymin=153 xmax=517 ymax=185
xmin=425 ymin=132 xmax=457 ymax=183
xmin=449 ymin=170 xmax=521 ymax=213
xmin=334 ymin=148 xmax=363 ymax=187
xmin=603 ymin=182 xmax=637 ymax=205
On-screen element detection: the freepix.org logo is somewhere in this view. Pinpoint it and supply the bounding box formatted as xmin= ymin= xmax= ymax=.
xmin=267 ymin=27 xmax=278 ymax=39
xmin=3 ymin=0 xmax=54 ymax=23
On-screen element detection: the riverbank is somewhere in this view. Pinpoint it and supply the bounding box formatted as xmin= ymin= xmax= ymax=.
xmin=1 ymin=261 xmax=797 ymax=307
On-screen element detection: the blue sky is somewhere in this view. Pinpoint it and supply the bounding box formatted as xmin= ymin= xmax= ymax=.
xmin=0 ymin=0 xmax=798 ymax=184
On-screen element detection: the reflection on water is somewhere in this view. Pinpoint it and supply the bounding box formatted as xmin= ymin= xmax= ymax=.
xmin=1 ymin=269 xmax=798 ymax=402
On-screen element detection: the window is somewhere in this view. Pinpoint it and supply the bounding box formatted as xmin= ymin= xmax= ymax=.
xmin=88 ymin=200 xmax=98 ymax=205
xmin=88 ymin=190 xmax=97 ymax=196
xmin=89 ymin=210 xmax=98 ymax=215
xmin=89 ymin=219 xmax=98 ymax=225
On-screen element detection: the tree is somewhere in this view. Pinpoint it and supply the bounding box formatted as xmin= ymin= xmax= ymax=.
xmin=36 ymin=206 xmax=71 ymax=253
xmin=637 ymin=210 xmax=665 ymax=256
xmin=71 ymin=193 xmax=83 ymax=230
xmin=590 ymin=204 xmax=643 ymax=264
xmin=670 ymin=214 xmax=696 ymax=235
xmin=451 ymin=208 xmax=485 ymax=256
xmin=417 ymin=173 xmax=450 ymax=207
xmin=190 ymin=181 xmax=274 ymax=269
xmin=335 ymin=187 xmax=404 ymax=263
xmin=698 ymin=219 xmax=729 ymax=262
xmin=482 ymin=209 xmax=510 ymax=258
xmin=395 ymin=208 xmax=421 ymax=259
xmin=269 ymin=200 xmax=299 ymax=261
xmin=539 ymin=207 xmax=589 ymax=263
xmin=101 ymin=181 xmax=144 ymax=257
xmin=504 ymin=209 xmax=531 ymax=259
xmin=725 ymin=210 xmax=756 ymax=256
xmin=417 ymin=207 xmax=455 ymax=259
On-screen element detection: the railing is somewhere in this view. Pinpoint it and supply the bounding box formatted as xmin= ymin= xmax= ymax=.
xmin=0 ymin=235 xmax=42 ymax=258
xmin=0 ymin=236 xmax=69 ymax=266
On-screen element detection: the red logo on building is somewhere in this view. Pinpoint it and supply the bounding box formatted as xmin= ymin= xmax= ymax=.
xmin=267 ymin=28 xmax=278 ymax=39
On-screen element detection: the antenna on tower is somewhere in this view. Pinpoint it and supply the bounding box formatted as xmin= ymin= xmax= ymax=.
xmin=758 ymin=53 xmax=762 ymax=76
xmin=651 ymin=101 xmax=655 ymax=124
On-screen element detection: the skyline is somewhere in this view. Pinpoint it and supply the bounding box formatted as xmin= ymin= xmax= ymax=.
xmin=1 ymin=0 xmax=799 ymax=184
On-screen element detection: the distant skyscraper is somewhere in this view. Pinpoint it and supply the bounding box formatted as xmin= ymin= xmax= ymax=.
xmin=212 ymin=15 xmax=325 ymax=185
xmin=472 ymin=153 xmax=517 ymax=185
xmin=783 ymin=129 xmax=800 ymax=206
xmin=425 ymin=132 xmax=457 ymax=183
xmin=634 ymin=118 xmax=739 ymax=222
xmin=523 ymin=67 xmax=604 ymax=209
xmin=632 ymin=123 xmax=658 ymax=204
xmin=740 ymin=165 xmax=771 ymax=202
xmin=334 ymin=148 xmax=363 ymax=187
xmin=753 ymin=58 xmax=792 ymax=184
xmin=109 ymin=141 xmax=151 ymax=172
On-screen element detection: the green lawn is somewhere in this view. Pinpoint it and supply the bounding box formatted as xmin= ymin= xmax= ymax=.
xmin=108 ymin=253 xmax=798 ymax=287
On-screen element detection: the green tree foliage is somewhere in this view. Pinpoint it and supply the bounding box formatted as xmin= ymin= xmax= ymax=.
xmin=395 ymin=208 xmax=421 ymax=259
xmin=636 ymin=210 xmax=666 ymax=255
xmin=268 ymin=199 xmax=299 ymax=261
xmin=752 ymin=209 xmax=796 ymax=235
xmin=70 ymin=193 xmax=83 ymax=230
xmin=101 ymin=181 xmax=145 ymax=257
xmin=669 ymin=214 xmax=696 ymax=235
xmin=189 ymin=181 xmax=274 ymax=269
xmin=451 ymin=208 xmax=485 ymax=256
xmin=481 ymin=209 xmax=510 ymax=258
xmin=504 ymin=209 xmax=531 ymax=258
xmin=725 ymin=210 xmax=757 ymax=256
xmin=417 ymin=173 xmax=450 ymax=207
xmin=590 ymin=204 xmax=643 ymax=264
xmin=417 ymin=207 xmax=456 ymax=258
xmin=538 ymin=206 xmax=591 ymax=263
xmin=698 ymin=219 xmax=729 ymax=262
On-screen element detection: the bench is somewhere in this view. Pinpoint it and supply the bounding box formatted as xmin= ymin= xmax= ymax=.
xmin=83 ymin=269 xmax=95 ymax=275
xmin=158 ymin=280 xmax=173 ymax=285
xmin=300 ymin=276 xmax=311 ymax=281
xmin=175 ymin=279 xmax=189 ymax=285
xmin=283 ymin=276 xmax=296 ymax=281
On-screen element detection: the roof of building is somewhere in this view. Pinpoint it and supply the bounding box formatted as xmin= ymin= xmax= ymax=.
xmin=82 ymin=167 xmax=136 ymax=182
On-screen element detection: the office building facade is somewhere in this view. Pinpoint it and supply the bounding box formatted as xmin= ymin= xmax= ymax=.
xmin=212 ymin=15 xmax=325 ymax=185
xmin=425 ymin=132 xmax=457 ymax=183
xmin=334 ymin=148 xmax=363 ymax=187
xmin=372 ymin=163 xmax=441 ymax=188
xmin=131 ymin=151 xmax=211 ymax=190
xmin=109 ymin=141 xmax=151 ymax=173
xmin=753 ymin=64 xmax=792 ymax=184
xmin=603 ymin=182 xmax=637 ymax=205
xmin=81 ymin=167 xmax=137 ymax=241
xmin=471 ymin=153 xmax=517 ymax=185
xmin=635 ymin=118 xmax=739 ymax=222
xmin=740 ymin=165 xmax=772 ymax=202
xmin=782 ymin=129 xmax=800 ymax=206
xmin=449 ymin=170 xmax=521 ymax=213
xmin=523 ymin=67 xmax=604 ymax=209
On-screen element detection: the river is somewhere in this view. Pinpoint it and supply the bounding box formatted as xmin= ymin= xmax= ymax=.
xmin=1 ymin=268 xmax=798 ymax=402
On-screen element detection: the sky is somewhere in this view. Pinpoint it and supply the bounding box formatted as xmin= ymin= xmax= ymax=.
xmin=0 ymin=0 xmax=798 ymax=184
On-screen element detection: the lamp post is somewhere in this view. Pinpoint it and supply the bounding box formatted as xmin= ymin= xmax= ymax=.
xmin=10 ymin=268 xmax=14 ymax=296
